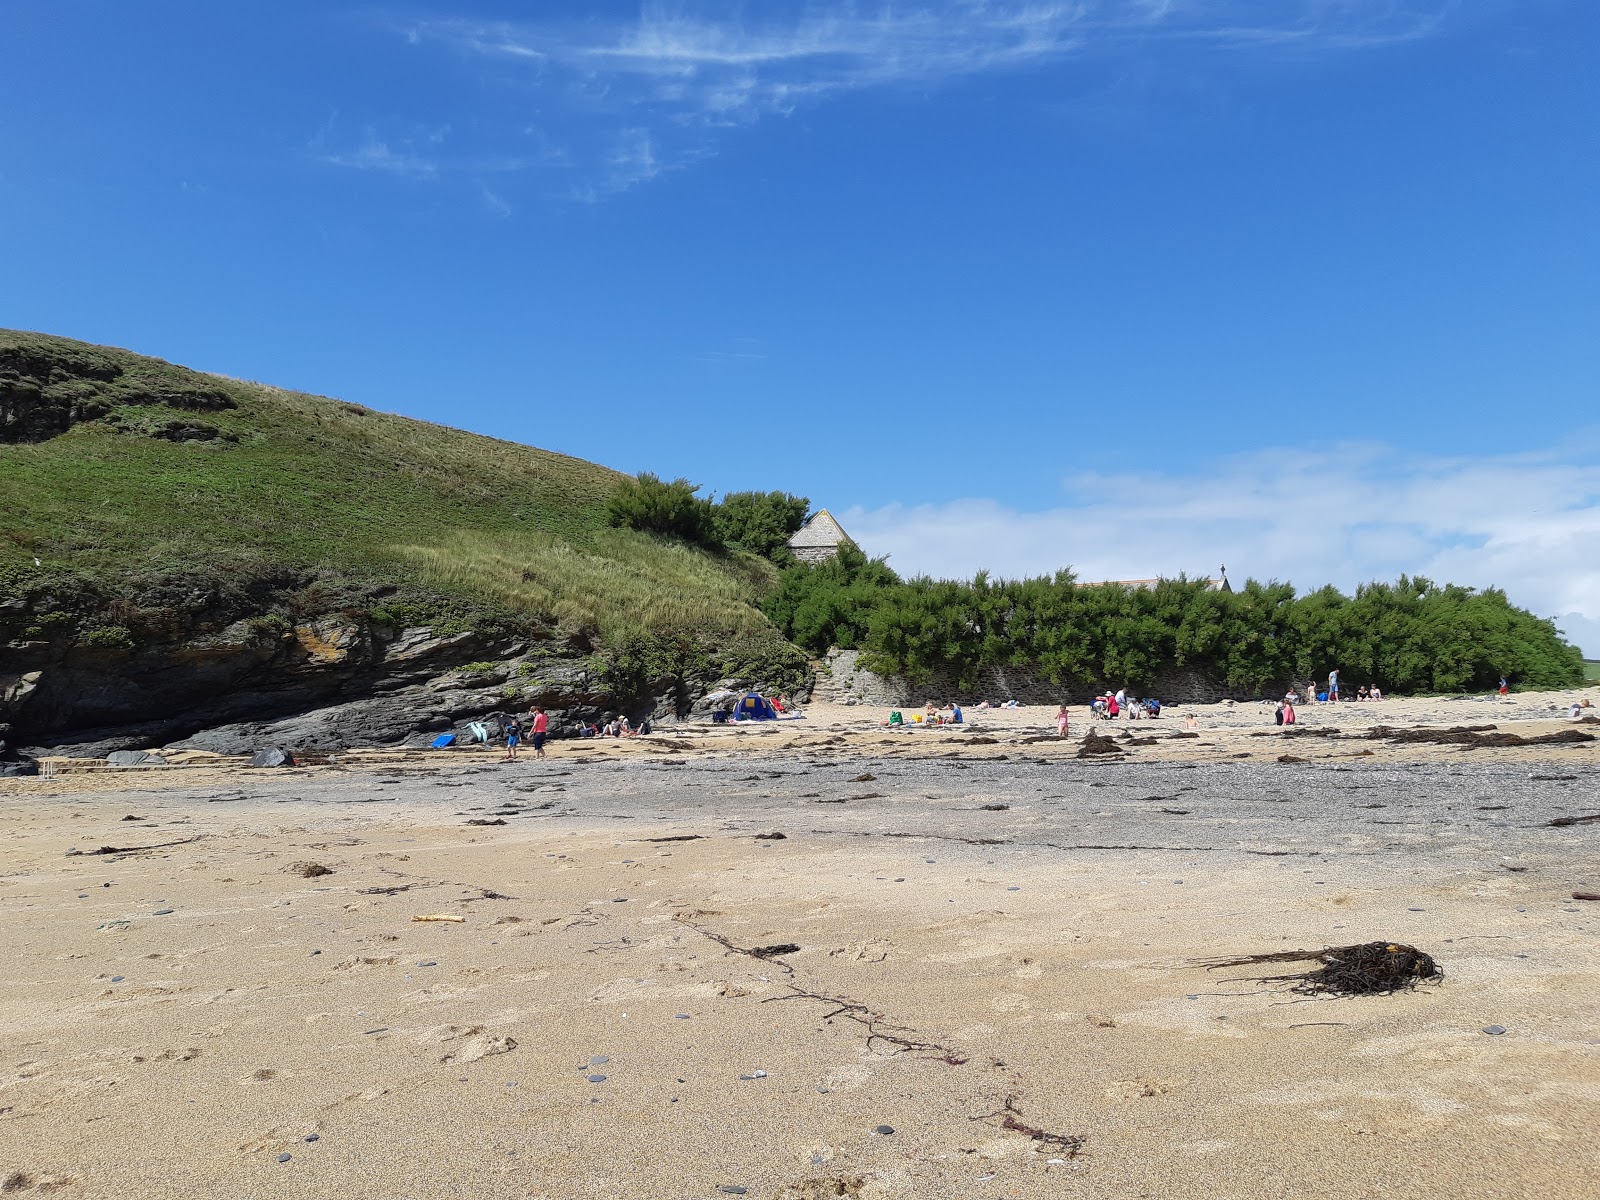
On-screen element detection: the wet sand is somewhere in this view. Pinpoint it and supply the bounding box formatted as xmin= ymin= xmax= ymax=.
xmin=1 ymin=693 xmax=1596 ymax=1198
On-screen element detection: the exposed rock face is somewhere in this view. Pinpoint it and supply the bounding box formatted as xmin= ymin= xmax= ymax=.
xmin=3 ymin=617 xmax=528 ymax=755
xmin=1 ymin=340 xmax=236 ymax=444
xmin=3 ymin=612 xmax=792 ymax=756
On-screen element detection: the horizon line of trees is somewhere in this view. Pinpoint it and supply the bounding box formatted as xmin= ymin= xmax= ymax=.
xmin=760 ymin=545 xmax=1582 ymax=696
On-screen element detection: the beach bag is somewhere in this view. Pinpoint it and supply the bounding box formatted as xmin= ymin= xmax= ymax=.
xmin=889 ymin=711 xmax=903 ymax=726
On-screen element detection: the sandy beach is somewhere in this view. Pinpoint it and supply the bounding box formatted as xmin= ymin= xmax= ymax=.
xmin=2 ymin=690 xmax=1596 ymax=1198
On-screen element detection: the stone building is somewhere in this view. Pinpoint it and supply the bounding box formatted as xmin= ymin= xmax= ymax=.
xmin=787 ymin=509 xmax=854 ymax=564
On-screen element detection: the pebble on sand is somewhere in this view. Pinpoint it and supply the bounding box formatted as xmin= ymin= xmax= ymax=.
xmin=1483 ymin=1025 xmax=1507 ymax=1035
xmin=276 ymin=1153 xmax=292 ymax=1163
xmin=874 ymin=1125 xmax=895 ymax=1136
xmin=587 ymin=1074 xmax=607 ymax=1083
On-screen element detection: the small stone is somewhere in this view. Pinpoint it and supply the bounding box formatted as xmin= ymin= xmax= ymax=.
xmin=1407 ymin=907 xmax=1424 ymax=912
xmin=589 ymin=1055 xmax=610 ymax=1065
xmin=152 ymin=908 xmax=175 ymax=916
xmin=587 ymin=1074 xmax=607 ymax=1083
xmin=1006 ymin=886 xmax=1020 ymax=892
xmin=304 ymin=1134 xmax=319 ymax=1143
xmin=276 ymin=1153 xmax=292 ymax=1163
xmin=675 ymin=1013 xmax=691 ymax=1019
xmin=1483 ymin=1025 xmax=1507 ymax=1035
xmin=110 ymin=976 xmax=124 ymax=983
xmin=874 ymin=1124 xmax=895 ymax=1135
xmin=309 ymin=950 xmax=321 ymax=957
xmin=612 ymin=897 xmax=628 ymax=903
xmin=718 ymin=1188 xmax=748 ymax=1196
xmin=418 ymin=960 xmax=438 ymax=968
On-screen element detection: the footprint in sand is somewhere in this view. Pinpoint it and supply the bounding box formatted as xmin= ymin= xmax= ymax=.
xmin=333 ymin=955 xmax=398 ymax=970
xmin=1107 ymin=1077 xmax=1182 ymax=1099
xmin=0 ymin=1169 xmax=79 ymax=1194
xmin=420 ymin=1025 xmax=520 ymax=1065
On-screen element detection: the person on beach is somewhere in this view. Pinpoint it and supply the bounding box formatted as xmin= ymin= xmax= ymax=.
xmin=503 ymin=716 xmax=522 ymax=762
xmin=1499 ymin=677 xmax=1510 ymax=697
xmin=530 ymin=706 xmax=548 ymax=759
xmin=1056 ymin=704 xmax=1070 ymax=738
xmin=1184 ymin=713 xmax=1198 ymax=731
xmin=1327 ymin=668 xmax=1340 ymax=702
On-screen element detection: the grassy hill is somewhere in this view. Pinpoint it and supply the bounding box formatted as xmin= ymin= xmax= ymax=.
xmin=0 ymin=330 xmax=794 ymax=678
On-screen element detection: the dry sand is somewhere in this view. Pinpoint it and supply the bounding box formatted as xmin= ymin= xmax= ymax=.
xmin=2 ymin=690 xmax=1597 ymax=1198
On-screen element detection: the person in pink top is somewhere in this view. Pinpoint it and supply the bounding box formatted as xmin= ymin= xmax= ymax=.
xmin=529 ymin=706 xmax=550 ymax=759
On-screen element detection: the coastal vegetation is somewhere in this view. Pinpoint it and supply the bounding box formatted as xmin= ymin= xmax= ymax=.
xmin=764 ymin=552 xmax=1584 ymax=695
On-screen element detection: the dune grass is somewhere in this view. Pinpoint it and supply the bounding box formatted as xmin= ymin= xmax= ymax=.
xmin=395 ymin=528 xmax=779 ymax=638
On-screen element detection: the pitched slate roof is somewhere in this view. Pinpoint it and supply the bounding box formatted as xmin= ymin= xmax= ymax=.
xmin=787 ymin=509 xmax=853 ymax=551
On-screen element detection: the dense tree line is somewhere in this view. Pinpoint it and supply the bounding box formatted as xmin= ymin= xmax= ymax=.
xmin=762 ymin=555 xmax=1582 ymax=695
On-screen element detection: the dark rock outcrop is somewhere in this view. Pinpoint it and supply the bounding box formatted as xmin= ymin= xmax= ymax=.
xmin=1 ymin=338 xmax=236 ymax=444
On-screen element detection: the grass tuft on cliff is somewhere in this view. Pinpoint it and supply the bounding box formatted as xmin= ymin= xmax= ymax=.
xmin=0 ymin=329 xmax=792 ymax=673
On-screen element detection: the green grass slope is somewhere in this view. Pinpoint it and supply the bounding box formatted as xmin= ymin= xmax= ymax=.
xmin=0 ymin=330 xmax=790 ymax=671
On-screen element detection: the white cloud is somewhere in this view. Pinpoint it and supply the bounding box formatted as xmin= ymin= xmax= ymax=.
xmin=838 ymin=440 xmax=1600 ymax=655
xmin=318 ymin=129 xmax=440 ymax=179
xmin=393 ymin=1 xmax=1450 ymax=196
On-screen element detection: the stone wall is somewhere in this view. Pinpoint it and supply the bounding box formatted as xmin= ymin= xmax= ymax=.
xmin=820 ymin=648 xmax=1288 ymax=709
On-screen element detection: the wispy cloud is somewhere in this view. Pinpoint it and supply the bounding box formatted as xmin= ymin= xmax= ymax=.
xmin=384 ymin=1 xmax=1450 ymax=198
xmin=317 ymin=128 xmax=441 ymax=179
xmin=838 ymin=438 xmax=1600 ymax=655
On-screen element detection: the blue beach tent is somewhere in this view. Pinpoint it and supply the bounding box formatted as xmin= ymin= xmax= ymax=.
xmin=736 ymin=693 xmax=778 ymax=721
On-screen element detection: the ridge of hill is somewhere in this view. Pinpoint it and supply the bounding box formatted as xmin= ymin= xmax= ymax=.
xmin=0 ymin=330 xmax=804 ymax=753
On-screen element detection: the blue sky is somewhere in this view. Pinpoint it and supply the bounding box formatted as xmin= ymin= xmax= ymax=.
xmin=4 ymin=2 xmax=1598 ymax=651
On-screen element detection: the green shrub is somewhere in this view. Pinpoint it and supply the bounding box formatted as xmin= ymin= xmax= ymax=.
xmin=605 ymin=473 xmax=717 ymax=546
xmin=80 ymin=624 xmax=135 ymax=649
xmin=711 ymin=491 xmax=809 ymax=562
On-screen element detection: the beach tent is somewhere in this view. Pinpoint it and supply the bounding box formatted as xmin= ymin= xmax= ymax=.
xmin=735 ymin=693 xmax=778 ymax=721
xmin=107 ymin=750 xmax=166 ymax=767
xmin=430 ymin=733 xmax=457 ymax=749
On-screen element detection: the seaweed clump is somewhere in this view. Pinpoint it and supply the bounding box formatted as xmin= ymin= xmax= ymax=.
xmin=1200 ymin=941 xmax=1443 ymax=996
